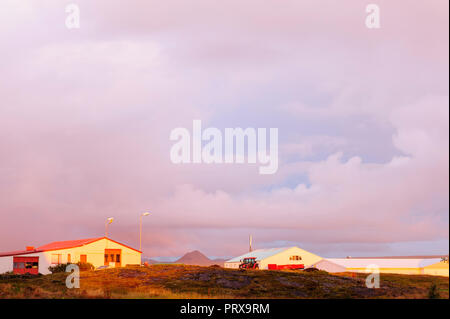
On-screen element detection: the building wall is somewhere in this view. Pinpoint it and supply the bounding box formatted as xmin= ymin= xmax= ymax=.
xmin=41 ymin=238 xmax=141 ymax=273
xmin=313 ymin=259 xmax=346 ymax=273
xmin=0 ymin=253 xmax=46 ymax=274
xmin=0 ymin=238 xmax=141 ymax=275
xmin=0 ymin=256 xmax=13 ymax=274
xmin=423 ymin=261 xmax=449 ymax=277
xmin=346 ymin=267 xmax=423 ymax=275
xmin=259 ymin=247 xmax=322 ymax=270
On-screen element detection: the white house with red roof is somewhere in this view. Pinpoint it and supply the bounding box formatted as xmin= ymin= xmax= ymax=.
xmin=0 ymin=237 xmax=142 ymax=275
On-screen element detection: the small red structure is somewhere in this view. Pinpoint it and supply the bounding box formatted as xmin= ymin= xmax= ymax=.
xmin=268 ymin=264 xmax=304 ymax=270
xmin=13 ymin=256 xmax=39 ymax=275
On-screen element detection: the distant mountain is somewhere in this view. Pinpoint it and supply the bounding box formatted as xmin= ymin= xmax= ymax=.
xmin=142 ymin=251 xmax=227 ymax=266
xmin=174 ymin=250 xmax=226 ymax=267
xmin=141 ymin=256 xmax=177 ymax=264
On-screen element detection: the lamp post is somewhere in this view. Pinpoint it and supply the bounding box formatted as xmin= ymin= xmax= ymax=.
xmin=105 ymin=217 xmax=114 ymax=238
xmin=140 ymin=212 xmax=150 ymax=252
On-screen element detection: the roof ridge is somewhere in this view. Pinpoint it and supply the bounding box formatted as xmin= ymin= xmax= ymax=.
xmin=251 ymin=246 xmax=295 ymax=251
xmin=225 ymin=246 xmax=299 ymax=263
xmin=0 ymin=237 xmax=141 ymax=257
xmin=36 ymin=237 xmax=103 ymax=250
xmin=39 ymin=237 xmax=102 ymax=244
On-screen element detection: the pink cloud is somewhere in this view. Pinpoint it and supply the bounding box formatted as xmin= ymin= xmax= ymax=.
xmin=0 ymin=1 xmax=447 ymax=258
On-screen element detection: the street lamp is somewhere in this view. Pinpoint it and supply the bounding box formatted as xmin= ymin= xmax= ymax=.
xmin=105 ymin=217 xmax=114 ymax=238
xmin=139 ymin=212 xmax=150 ymax=252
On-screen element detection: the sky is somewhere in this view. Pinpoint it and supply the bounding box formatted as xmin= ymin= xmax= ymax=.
xmin=0 ymin=0 xmax=448 ymax=259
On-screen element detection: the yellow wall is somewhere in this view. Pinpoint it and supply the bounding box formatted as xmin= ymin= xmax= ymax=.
xmin=42 ymin=238 xmax=141 ymax=270
xmin=423 ymin=261 xmax=449 ymax=277
xmin=346 ymin=267 xmax=423 ymax=275
xmin=259 ymin=247 xmax=322 ymax=269
xmin=346 ymin=264 xmax=449 ymax=277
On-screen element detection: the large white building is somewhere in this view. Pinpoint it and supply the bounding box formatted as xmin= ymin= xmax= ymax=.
xmin=0 ymin=237 xmax=142 ymax=275
xmin=312 ymin=258 xmax=449 ymax=277
xmin=225 ymin=246 xmax=449 ymax=277
xmin=224 ymin=246 xmax=323 ymax=270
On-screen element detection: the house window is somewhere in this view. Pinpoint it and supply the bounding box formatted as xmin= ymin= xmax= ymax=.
xmin=51 ymin=254 xmax=62 ymax=264
xmin=67 ymin=254 xmax=71 ymax=263
xmin=290 ymin=255 xmax=302 ymax=261
xmin=105 ymin=249 xmax=121 ymax=267
xmin=13 ymin=257 xmax=39 ymax=275
xmin=80 ymin=255 xmax=87 ymax=263
xmin=13 ymin=262 xmax=24 ymax=269
xmin=25 ymin=262 xmax=38 ymax=269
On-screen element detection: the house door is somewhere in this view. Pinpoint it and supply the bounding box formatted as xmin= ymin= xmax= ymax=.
xmin=13 ymin=256 xmax=39 ymax=275
xmin=80 ymin=255 xmax=87 ymax=263
xmin=104 ymin=249 xmax=121 ymax=267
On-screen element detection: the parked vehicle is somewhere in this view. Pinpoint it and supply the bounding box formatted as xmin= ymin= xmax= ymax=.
xmin=239 ymin=257 xmax=259 ymax=269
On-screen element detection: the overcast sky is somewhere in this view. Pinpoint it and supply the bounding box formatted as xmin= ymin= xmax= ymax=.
xmin=0 ymin=0 xmax=448 ymax=258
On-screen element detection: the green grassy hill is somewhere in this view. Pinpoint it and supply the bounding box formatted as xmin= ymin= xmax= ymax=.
xmin=0 ymin=264 xmax=448 ymax=299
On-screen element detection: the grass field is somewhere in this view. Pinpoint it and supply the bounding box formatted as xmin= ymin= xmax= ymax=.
xmin=0 ymin=265 xmax=448 ymax=299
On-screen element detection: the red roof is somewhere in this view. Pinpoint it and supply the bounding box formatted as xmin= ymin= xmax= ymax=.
xmin=37 ymin=237 xmax=102 ymax=251
xmin=0 ymin=237 xmax=141 ymax=257
xmin=0 ymin=250 xmax=41 ymax=257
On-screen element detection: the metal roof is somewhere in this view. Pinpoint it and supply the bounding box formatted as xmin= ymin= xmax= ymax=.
xmin=326 ymin=258 xmax=442 ymax=269
xmin=0 ymin=250 xmax=42 ymax=257
xmin=0 ymin=237 xmax=141 ymax=257
xmin=36 ymin=238 xmax=102 ymax=251
xmin=225 ymin=247 xmax=294 ymax=263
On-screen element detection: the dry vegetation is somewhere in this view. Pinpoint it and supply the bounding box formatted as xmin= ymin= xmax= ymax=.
xmin=0 ymin=264 xmax=448 ymax=299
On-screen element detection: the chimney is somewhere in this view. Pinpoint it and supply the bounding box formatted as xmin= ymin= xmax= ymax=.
xmin=26 ymin=246 xmax=34 ymax=251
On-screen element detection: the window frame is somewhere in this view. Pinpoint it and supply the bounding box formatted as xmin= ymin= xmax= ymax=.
xmin=51 ymin=254 xmax=62 ymax=265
